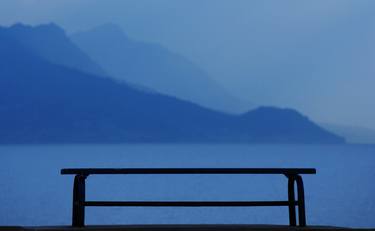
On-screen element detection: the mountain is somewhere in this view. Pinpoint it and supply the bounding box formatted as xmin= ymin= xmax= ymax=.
xmin=0 ymin=24 xmax=344 ymax=144
xmin=0 ymin=23 xmax=106 ymax=76
xmin=321 ymin=123 xmax=375 ymax=144
xmin=71 ymin=23 xmax=252 ymax=113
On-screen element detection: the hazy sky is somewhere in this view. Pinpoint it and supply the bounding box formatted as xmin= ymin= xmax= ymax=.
xmin=1 ymin=0 xmax=375 ymax=129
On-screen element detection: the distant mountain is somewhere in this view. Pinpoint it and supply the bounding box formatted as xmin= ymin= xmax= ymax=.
xmin=0 ymin=23 xmax=106 ymax=76
xmin=321 ymin=123 xmax=375 ymax=144
xmin=0 ymin=25 xmax=345 ymax=144
xmin=71 ymin=23 xmax=251 ymax=113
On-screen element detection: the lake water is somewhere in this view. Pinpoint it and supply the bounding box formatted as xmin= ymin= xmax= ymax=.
xmin=0 ymin=144 xmax=374 ymax=228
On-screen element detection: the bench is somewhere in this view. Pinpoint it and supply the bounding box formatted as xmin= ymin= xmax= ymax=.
xmin=61 ymin=168 xmax=316 ymax=227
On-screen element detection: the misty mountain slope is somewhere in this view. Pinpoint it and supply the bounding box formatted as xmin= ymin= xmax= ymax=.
xmin=71 ymin=23 xmax=251 ymax=113
xmin=0 ymin=29 xmax=344 ymax=144
xmin=236 ymin=107 xmax=343 ymax=143
xmin=321 ymin=123 xmax=375 ymax=144
xmin=0 ymin=23 xmax=106 ymax=76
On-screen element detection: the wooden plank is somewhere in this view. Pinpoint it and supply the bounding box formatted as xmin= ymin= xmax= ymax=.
xmin=61 ymin=168 xmax=316 ymax=175
xmin=20 ymin=224 xmax=357 ymax=231
xmin=84 ymin=201 xmax=296 ymax=207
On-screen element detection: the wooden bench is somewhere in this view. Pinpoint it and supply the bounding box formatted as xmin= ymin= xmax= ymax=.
xmin=61 ymin=168 xmax=316 ymax=228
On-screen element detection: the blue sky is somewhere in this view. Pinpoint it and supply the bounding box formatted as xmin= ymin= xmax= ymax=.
xmin=1 ymin=0 xmax=375 ymax=129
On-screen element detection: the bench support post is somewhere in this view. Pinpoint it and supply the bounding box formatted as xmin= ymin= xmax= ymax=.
xmin=287 ymin=175 xmax=297 ymax=227
xmin=72 ymin=174 xmax=87 ymax=227
xmin=296 ymin=175 xmax=306 ymax=227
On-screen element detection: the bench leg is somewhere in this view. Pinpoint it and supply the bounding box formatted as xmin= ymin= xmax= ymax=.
xmin=287 ymin=176 xmax=297 ymax=227
xmin=72 ymin=174 xmax=87 ymax=227
xmin=296 ymin=175 xmax=306 ymax=227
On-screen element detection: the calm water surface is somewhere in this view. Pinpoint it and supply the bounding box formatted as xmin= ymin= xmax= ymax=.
xmin=0 ymin=144 xmax=374 ymax=228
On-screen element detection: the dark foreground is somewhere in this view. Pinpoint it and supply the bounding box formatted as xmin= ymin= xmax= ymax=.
xmin=1 ymin=225 xmax=372 ymax=231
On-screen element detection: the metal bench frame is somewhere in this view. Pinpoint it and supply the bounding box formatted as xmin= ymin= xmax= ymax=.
xmin=61 ymin=168 xmax=316 ymax=227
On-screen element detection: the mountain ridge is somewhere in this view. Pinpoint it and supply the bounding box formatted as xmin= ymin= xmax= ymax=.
xmin=71 ymin=24 xmax=252 ymax=113
xmin=0 ymin=23 xmax=106 ymax=76
xmin=0 ymin=23 xmax=345 ymax=144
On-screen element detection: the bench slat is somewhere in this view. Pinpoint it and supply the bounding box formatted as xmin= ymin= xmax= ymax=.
xmin=61 ymin=168 xmax=316 ymax=175
xmin=84 ymin=201 xmax=297 ymax=207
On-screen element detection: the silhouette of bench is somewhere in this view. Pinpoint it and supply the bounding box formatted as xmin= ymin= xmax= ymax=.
xmin=61 ymin=168 xmax=316 ymax=228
